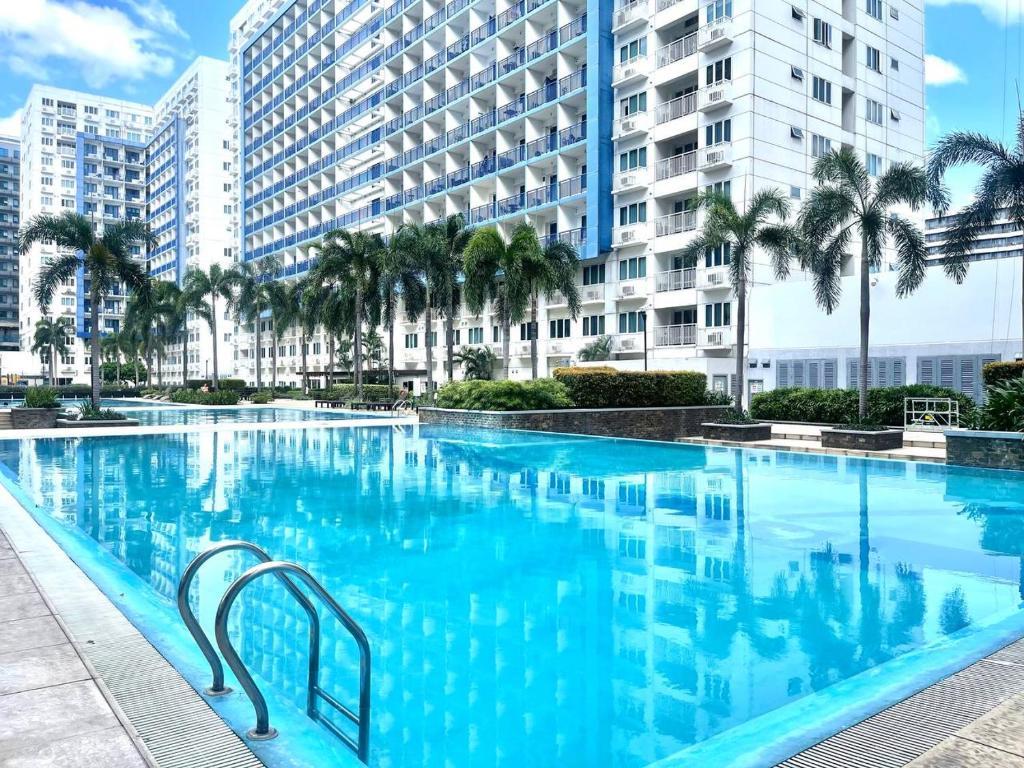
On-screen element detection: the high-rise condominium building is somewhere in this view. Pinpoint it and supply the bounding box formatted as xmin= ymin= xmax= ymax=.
xmin=18 ymin=86 xmax=154 ymax=384
xmin=0 ymin=136 xmax=19 ymax=352
xmin=230 ymin=0 xmax=924 ymax=392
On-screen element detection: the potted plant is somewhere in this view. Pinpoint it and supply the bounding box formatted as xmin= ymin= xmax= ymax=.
xmin=55 ymin=404 xmax=139 ymax=429
xmin=11 ymin=386 xmax=62 ymax=429
xmin=701 ymin=410 xmax=773 ymax=442
xmin=821 ymin=422 xmax=904 ymax=451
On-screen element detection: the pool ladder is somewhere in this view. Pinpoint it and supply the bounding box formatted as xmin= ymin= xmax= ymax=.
xmin=176 ymin=541 xmax=371 ymax=764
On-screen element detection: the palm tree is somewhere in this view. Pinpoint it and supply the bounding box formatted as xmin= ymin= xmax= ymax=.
xmin=154 ymin=282 xmax=186 ymax=386
xmin=232 ymin=255 xmax=281 ymax=390
xmin=578 ymin=335 xmax=612 ymax=362
xmin=522 ymin=237 xmax=582 ymax=379
xmin=31 ymin=317 xmax=72 ymax=386
xmin=267 ymin=278 xmax=312 ymax=391
xmin=799 ymin=149 xmax=929 ymax=420
xmin=926 ymin=117 xmax=1024 ymax=341
xmin=463 ymin=223 xmax=536 ymax=379
xmin=453 ymin=346 xmax=498 ymax=380
xmin=392 ymin=223 xmax=446 ymax=398
xmin=125 ymin=285 xmax=175 ymax=387
xmin=183 ymin=264 xmax=239 ymax=391
xmin=377 ymin=237 xmax=426 ymax=397
xmin=434 ymin=214 xmax=473 ymax=382
xmin=681 ymin=189 xmax=798 ymax=412
xmin=308 ymin=229 xmax=382 ymax=399
xmin=361 ymin=328 xmax=385 ymax=374
xmin=19 ymin=211 xmax=153 ymax=406
xmin=101 ymin=332 xmax=122 ymax=385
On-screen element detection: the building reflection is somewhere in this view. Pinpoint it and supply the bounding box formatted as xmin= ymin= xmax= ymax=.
xmin=1 ymin=428 xmax=1022 ymax=768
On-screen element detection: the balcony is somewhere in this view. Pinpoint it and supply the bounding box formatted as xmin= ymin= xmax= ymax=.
xmin=699 ymin=143 xmax=732 ymax=170
xmin=615 ymin=112 xmax=649 ymax=138
xmin=654 ymin=323 xmax=696 ymax=347
xmin=655 ymin=151 xmax=697 ymax=181
xmin=613 ymin=54 xmax=649 ymax=86
xmin=655 ymin=268 xmax=696 ymax=292
xmin=699 ymin=80 xmax=733 ymax=111
xmin=699 ymin=265 xmax=731 ymax=290
xmin=614 ymin=0 xmax=650 ymax=31
xmin=613 ymin=223 xmax=648 ymax=247
xmin=614 ymin=167 xmax=649 ymax=192
xmin=614 ymin=332 xmax=645 ymax=352
xmin=656 ymin=33 xmax=698 ymax=67
xmin=617 ymin=279 xmax=645 ymax=300
xmin=655 ymin=93 xmax=697 ymax=128
xmin=655 ymin=210 xmax=697 ymax=237
xmin=699 ymin=326 xmax=733 ymax=348
xmin=581 ymin=285 xmax=606 ymax=303
xmin=698 ymin=15 xmax=733 ymax=51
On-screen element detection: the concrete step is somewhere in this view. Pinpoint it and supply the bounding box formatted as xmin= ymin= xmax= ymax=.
xmin=0 ymin=411 xmax=12 ymax=430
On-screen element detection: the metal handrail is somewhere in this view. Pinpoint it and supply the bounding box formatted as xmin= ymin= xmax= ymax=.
xmin=214 ymin=560 xmax=372 ymax=763
xmin=177 ymin=540 xmax=320 ymax=698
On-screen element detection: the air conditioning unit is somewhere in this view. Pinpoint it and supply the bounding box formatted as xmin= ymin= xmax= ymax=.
xmin=621 ymin=285 xmax=636 ymax=297
xmin=620 ymin=338 xmax=637 ymax=350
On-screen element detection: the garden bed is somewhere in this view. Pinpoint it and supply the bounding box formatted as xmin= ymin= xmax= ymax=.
xmin=10 ymin=408 xmax=59 ymax=430
xmin=701 ymin=422 xmax=773 ymax=442
xmin=945 ymin=430 xmax=1024 ymax=471
xmin=821 ymin=427 xmax=904 ymax=451
xmin=55 ymin=418 xmax=141 ymax=429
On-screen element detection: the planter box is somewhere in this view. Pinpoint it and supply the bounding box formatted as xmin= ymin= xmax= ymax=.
xmin=55 ymin=418 xmax=140 ymax=429
xmin=10 ymin=408 xmax=60 ymax=429
xmin=701 ymin=422 xmax=772 ymax=442
xmin=821 ymin=428 xmax=903 ymax=451
xmin=945 ymin=430 xmax=1024 ymax=471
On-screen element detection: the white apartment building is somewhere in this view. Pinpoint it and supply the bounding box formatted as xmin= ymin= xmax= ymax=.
xmin=17 ymin=86 xmax=154 ymax=384
xmin=149 ymin=56 xmax=238 ymax=384
xmin=229 ymin=0 xmax=924 ymax=392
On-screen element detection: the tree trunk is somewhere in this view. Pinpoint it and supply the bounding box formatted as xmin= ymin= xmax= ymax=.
xmin=424 ymin=289 xmax=434 ymax=401
xmin=211 ymin=296 xmax=220 ymax=391
xmin=254 ymin=308 xmax=263 ymax=390
xmin=327 ymin=337 xmax=335 ymax=391
xmin=530 ymin=294 xmax=539 ymax=380
xmin=354 ymin=287 xmax=364 ymax=400
xmin=271 ymin=326 xmax=278 ymax=391
xmin=734 ymin=275 xmax=746 ymax=413
xmin=858 ymin=239 xmax=870 ymax=421
xmin=157 ymin=350 xmax=163 ymax=388
xmin=115 ymin=356 xmax=121 ymax=386
xmin=501 ymin=312 xmax=511 ymax=380
xmin=146 ymin=348 xmax=153 ymax=389
xmin=445 ymin=310 xmax=455 ymax=383
xmin=182 ymin=320 xmax=189 ymax=386
xmin=49 ymin=344 xmax=56 ymax=387
xmin=388 ymin=321 xmax=396 ymax=398
xmin=300 ymin=331 xmax=308 ymax=394
xmin=89 ymin=289 xmax=101 ymax=407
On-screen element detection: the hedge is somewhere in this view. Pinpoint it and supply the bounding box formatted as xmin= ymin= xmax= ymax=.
xmin=169 ymin=389 xmax=241 ymax=406
xmin=186 ymin=378 xmax=247 ymax=391
xmin=978 ymin=377 xmax=1024 ymax=432
xmin=983 ymin=361 xmax=1024 ymax=388
xmin=435 ymin=379 xmax=573 ymax=411
xmin=552 ymin=367 xmax=707 ymax=408
xmin=324 ymin=384 xmax=394 ymax=402
xmin=750 ymin=385 xmax=976 ymax=426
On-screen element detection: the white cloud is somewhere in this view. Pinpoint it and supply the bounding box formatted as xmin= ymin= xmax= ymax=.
xmin=0 ymin=0 xmax=188 ymax=89
xmin=0 ymin=109 xmax=23 ymax=139
xmin=925 ymin=54 xmax=968 ymax=86
xmin=927 ymin=0 xmax=1023 ymax=25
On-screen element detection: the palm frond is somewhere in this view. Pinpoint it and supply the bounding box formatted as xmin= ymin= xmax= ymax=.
xmin=33 ymin=253 xmax=80 ymax=311
xmin=888 ymin=214 xmax=928 ymax=297
xmin=874 ymin=162 xmax=927 ymax=211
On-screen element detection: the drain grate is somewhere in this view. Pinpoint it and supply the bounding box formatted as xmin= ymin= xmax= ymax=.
xmin=775 ymin=639 xmax=1024 ymax=768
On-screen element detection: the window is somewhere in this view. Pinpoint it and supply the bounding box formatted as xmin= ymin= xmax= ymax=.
xmin=618 ymin=202 xmax=647 ymax=225
xmin=706 ymin=57 xmax=732 ymax=84
xmin=519 ymin=323 xmax=535 ymax=341
xmin=791 ymin=5 xmax=804 ymax=20
xmin=428 ymin=331 xmax=437 ymax=346
xmin=619 ymin=38 xmax=647 ymax=62
xmin=791 ymin=65 xmax=804 ymax=80
xmin=706 ymin=0 xmax=732 ymax=21
xmin=866 ymin=0 xmax=882 ymax=19
xmin=583 ymin=315 xmax=605 ymax=336
xmin=549 ymin=319 xmax=571 ymax=338
xmin=791 ymin=126 xmax=804 ymax=139
xmin=222 ymin=161 xmax=231 ymax=171
xmin=866 ymin=152 xmax=882 ymax=176
xmin=811 ymin=134 xmax=832 ymax=157
xmin=890 ymin=108 xmax=901 ymax=121
xmin=866 ymin=45 xmax=881 ymax=72
xmin=468 ymin=327 xmax=484 ymax=344
xmin=813 ymin=18 xmax=832 ymax=47
xmin=706 ymin=179 xmax=731 ymax=198
xmin=583 ymin=264 xmax=605 ymax=285
xmin=619 ymin=147 xmax=647 ymax=170
xmin=889 ymin=3 xmax=899 ymax=18
xmin=618 ymin=311 xmax=646 ymax=333
xmin=866 ymin=98 xmax=884 ymax=124
xmin=705 ymin=118 xmax=731 ymax=146
xmin=620 ymin=92 xmax=647 ymax=116
xmin=404 ymin=333 xmax=418 ymax=348
xmin=705 ymin=242 xmax=732 ymax=267
xmin=891 ymin=57 xmax=899 ymax=71
xmin=705 ymin=301 xmax=732 ymax=327
xmin=619 ymin=256 xmax=647 ymax=280
xmin=849 ymin=356 xmax=906 ymax=389
xmin=812 ymin=76 xmax=832 ymax=104
xmin=790 ymin=185 xmax=802 ymax=199
xmin=777 ymin=358 xmax=839 ymax=388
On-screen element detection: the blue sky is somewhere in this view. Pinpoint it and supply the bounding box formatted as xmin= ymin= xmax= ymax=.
xmin=0 ymin=0 xmax=1019 ymax=204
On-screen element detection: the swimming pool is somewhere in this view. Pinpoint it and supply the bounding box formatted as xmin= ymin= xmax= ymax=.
xmin=0 ymin=426 xmax=1021 ymax=768
xmin=105 ymin=405 xmax=388 ymax=426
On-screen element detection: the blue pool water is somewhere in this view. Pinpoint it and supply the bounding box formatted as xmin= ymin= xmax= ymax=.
xmin=0 ymin=426 xmax=1022 ymax=768
xmin=105 ymin=405 xmax=386 ymax=426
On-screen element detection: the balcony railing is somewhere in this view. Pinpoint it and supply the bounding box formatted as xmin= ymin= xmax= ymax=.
xmin=656 ymin=32 xmax=698 ymax=66
xmin=699 ymin=80 xmax=733 ymax=111
xmin=655 ymin=210 xmax=697 ymax=236
xmin=654 ymin=267 xmax=696 ymax=292
xmin=614 ymin=223 xmax=648 ymax=246
xmin=700 ymin=143 xmax=732 ymax=169
xmin=654 ymin=324 xmax=696 ymax=346
xmin=615 ymin=167 xmax=649 ymax=191
xmin=615 ymin=111 xmax=649 ymax=137
xmin=614 ymin=332 xmax=645 ymax=351
xmin=613 ymin=54 xmax=649 ymax=84
xmin=699 ymin=265 xmax=731 ymax=290
xmin=656 ymin=151 xmax=697 ymax=181
xmin=614 ymin=0 xmax=649 ymax=28
xmin=655 ymin=93 xmax=697 ymax=124
xmin=698 ymin=14 xmax=733 ymax=49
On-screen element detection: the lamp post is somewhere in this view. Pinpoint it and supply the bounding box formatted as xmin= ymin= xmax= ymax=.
xmin=640 ymin=302 xmax=651 ymax=371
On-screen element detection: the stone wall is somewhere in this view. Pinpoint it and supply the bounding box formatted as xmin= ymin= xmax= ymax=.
xmin=821 ymin=428 xmax=904 ymax=451
xmin=701 ymin=423 xmax=773 ymax=442
xmin=418 ymin=406 xmax=730 ymax=441
xmin=9 ymin=409 xmax=58 ymax=430
xmin=946 ymin=430 xmax=1024 ymax=471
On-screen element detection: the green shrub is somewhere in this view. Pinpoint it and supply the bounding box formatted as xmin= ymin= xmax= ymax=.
xmin=325 ymin=384 xmax=393 ymax=402
xmin=552 ymin=367 xmax=707 ymax=408
xmin=983 ymin=361 xmax=1024 ymax=388
xmin=22 ymin=387 xmax=59 ymax=409
xmin=750 ymin=385 xmax=976 ymax=426
xmin=251 ymin=390 xmax=273 ymax=404
xmin=75 ymin=404 xmax=127 ymax=421
xmin=978 ymin=378 xmax=1024 ymax=432
xmin=278 ymin=389 xmax=313 ymax=400
xmin=435 ymin=379 xmax=573 ymax=411
xmin=169 ymin=389 xmax=241 ymax=406
xmin=703 ymin=390 xmax=734 ymax=407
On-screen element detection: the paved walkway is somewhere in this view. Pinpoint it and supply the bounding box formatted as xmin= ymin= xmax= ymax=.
xmin=0 ymin=531 xmax=151 ymax=768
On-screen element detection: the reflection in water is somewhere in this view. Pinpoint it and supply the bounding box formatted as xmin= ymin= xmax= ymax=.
xmin=1 ymin=427 xmax=1022 ymax=768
